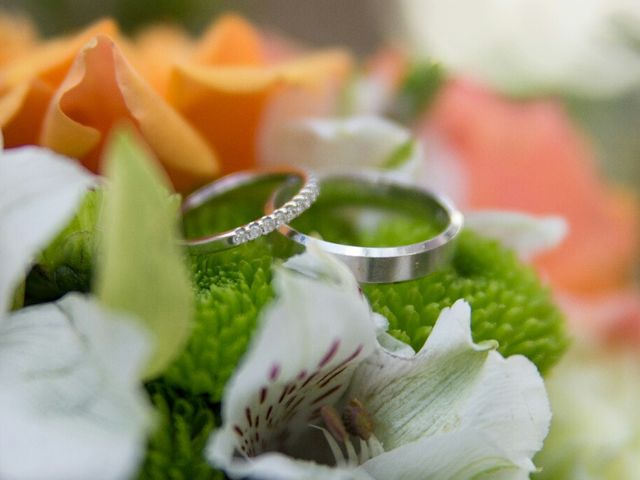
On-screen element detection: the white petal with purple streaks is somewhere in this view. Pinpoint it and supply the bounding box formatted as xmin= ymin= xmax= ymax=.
xmin=207 ymin=248 xmax=378 ymax=479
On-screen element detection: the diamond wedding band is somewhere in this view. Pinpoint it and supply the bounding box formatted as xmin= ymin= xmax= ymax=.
xmin=181 ymin=168 xmax=318 ymax=254
xmin=266 ymin=173 xmax=464 ymax=283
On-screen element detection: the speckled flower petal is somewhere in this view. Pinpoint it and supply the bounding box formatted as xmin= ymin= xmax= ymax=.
xmin=207 ymin=248 xmax=377 ymax=479
xmin=0 ymin=146 xmax=96 ymax=313
xmin=0 ymin=293 xmax=152 ymax=480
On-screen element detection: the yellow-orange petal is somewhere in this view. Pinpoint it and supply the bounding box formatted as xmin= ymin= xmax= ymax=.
xmin=0 ymin=14 xmax=38 ymax=67
xmin=193 ymin=13 xmax=265 ymax=66
xmin=40 ymin=35 xmax=218 ymax=192
xmin=167 ymin=50 xmax=352 ymax=173
xmin=131 ymin=24 xmax=194 ymax=96
xmin=0 ymin=19 xmax=118 ymax=91
xmin=0 ymin=79 xmax=54 ymax=146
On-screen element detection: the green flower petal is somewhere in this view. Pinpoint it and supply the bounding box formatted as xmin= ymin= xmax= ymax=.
xmin=95 ymin=130 xmax=194 ymax=379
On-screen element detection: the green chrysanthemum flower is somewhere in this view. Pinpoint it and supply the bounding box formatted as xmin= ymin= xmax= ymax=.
xmin=137 ymin=382 xmax=223 ymax=480
xmin=162 ymin=197 xmax=567 ymax=401
xmin=22 ymin=182 xmax=569 ymax=478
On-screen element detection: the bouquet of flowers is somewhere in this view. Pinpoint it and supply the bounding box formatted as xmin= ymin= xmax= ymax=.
xmin=0 ymin=8 xmax=638 ymax=480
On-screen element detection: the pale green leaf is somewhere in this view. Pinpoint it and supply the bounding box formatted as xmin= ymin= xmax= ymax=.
xmin=96 ymin=130 xmax=193 ymax=379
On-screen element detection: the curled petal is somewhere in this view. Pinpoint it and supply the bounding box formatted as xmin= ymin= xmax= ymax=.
xmin=0 ymin=146 xmax=96 ymax=313
xmin=40 ymin=35 xmax=217 ymax=192
xmin=208 ymin=248 xmax=377 ymax=478
xmin=0 ymin=294 xmax=152 ymax=480
xmin=349 ymin=300 xmax=551 ymax=477
xmin=0 ymin=19 xmax=117 ymax=91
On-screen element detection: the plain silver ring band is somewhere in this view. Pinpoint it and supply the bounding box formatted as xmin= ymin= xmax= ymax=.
xmin=266 ymin=173 xmax=464 ymax=283
xmin=181 ymin=168 xmax=318 ymax=254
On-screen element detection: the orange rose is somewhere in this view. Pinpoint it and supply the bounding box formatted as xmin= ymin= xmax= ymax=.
xmin=423 ymin=79 xmax=639 ymax=295
xmin=420 ymin=78 xmax=640 ymax=344
xmin=0 ymin=14 xmax=352 ymax=191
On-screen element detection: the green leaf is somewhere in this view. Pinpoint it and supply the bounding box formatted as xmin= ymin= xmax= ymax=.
xmin=388 ymin=60 xmax=445 ymax=124
xmin=382 ymin=140 xmax=415 ymax=169
xmin=96 ymin=129 xmax=193 ymax=379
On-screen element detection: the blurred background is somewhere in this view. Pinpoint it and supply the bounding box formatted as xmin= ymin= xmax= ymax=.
xmin=1 ymin=1 xmax=640 ymax=478
xmin=1 ymin=0 xmax=639 ymax=189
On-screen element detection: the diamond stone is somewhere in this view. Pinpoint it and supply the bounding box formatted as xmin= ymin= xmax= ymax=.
xmin=295 ymin=194 xmax=311 ymax=210
xmin=273 ymin=210 xmax=286 ymax=226
xmin=247 ymin=222 xmax=261 ymax=240
xmin=284 ymin=203 xmax=300 ymax=222
xmin=233 ymin=227 xmax=248 ymax=244
xmin=260 ymin=216 xmax=275 ymax=234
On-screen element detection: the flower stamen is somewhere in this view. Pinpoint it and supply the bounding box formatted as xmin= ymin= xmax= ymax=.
xmin=318 ymin=400 xmax=383 ymax=467
xmin=342 ymin=398 xmax=374 ymax=440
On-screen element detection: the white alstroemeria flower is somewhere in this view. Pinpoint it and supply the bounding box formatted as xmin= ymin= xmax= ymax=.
xmin=207 ymin=247 xmax=551 ymax=480
xmin=392 ymin=0 xmax=640 ymax=97
xmin=0 ymin=293 xmax=153 ymax=480
xmin=465 ymin=210 xmax=568 ymax=260
xmin=260 ymin=116 xmax=425 ymax=183
xmin=0 ymin=146 xmax=154 ymax=479
xmin=0 ymin=145 xmax=96 ymax=313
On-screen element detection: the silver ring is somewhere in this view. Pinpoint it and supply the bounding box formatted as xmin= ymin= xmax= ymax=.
xmin=266 ymin=173 xmax=464 ymax=283
xmin=182 ymin=168 xmax=319 ymax=254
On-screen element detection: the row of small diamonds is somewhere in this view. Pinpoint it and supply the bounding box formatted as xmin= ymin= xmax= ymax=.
xmin=231 ymin=177 xmax=319 ymax=245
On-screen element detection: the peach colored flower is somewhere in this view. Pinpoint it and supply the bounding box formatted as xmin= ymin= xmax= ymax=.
xmin=0 ymin=14 xmax=352 ymax=191
xmin=420 ymin=79 xmax=640 ymax=344
xmin=423 ymin=79 xmax=639 ymax=295
xmin=164 ymin=14 xmax=352 ymax=175
xmin=0 ymin=19 xmax=216 ymax=192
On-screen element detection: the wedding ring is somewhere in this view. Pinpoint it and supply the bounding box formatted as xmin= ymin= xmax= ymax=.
xmin=182 ymin=168 xmax=318 ymax=254
xmin=266 ymin=173 xmax=464 ymax=283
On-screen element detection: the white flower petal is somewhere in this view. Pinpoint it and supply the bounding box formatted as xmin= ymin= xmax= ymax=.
xmin=261 ymin=116 xmax=424 ymax=182
xmin=0 ymin=147 xmax=96 ymax=313
xmin=206 ymin=445 xmax=368 ymax=480
xmin=358 ymin=429 xmax=529 ymax=480
xmin=0 ymin=293 xmax=153 ymax=480
xmin=208 ymin=248 xmax=378 ymax=478
xmin=349 ymin=299 xmax=550 ymax=477
xmin=537 ymin=346 xmax=640 ymax=479
xmin=394 ymin=0 xmax=640 ymax=96
xmin=465 ymin=210 xmax=568 ymax=260
xmin=372 ymin=313 xmax=415 ymax=358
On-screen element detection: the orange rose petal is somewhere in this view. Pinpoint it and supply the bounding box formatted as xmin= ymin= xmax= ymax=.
xmin=193 ymin=13 xmax=265 ymax=66
xmin=426 ymin=79 xmax=640 ymax=294
xmin=0 ymin=14 xmax=38 ymax=66
xmin=1 ymin=19 xmax=118 ymax=91
xmin=132 ymin=24 xmax=194 ymax=95
xmin=40 ymin=35 xmax=218 ymax=192
xmin=0 ymin=79 xmax=54 ymax=146
xmin=168 ymin=50 xmax=351 ymax=173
